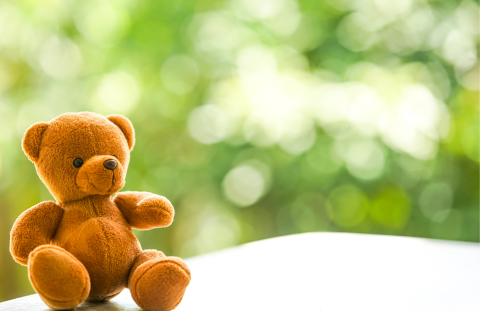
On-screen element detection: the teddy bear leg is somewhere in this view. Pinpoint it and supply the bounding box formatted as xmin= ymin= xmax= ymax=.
xmin=128 ymin=250 xmax=191 ymax=311
xmin=28 ymin=245 xmax=91 ymax=310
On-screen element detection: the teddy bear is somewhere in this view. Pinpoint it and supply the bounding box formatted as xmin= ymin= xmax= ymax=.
xmin=9 ymin=112 xmax=191 ymax=311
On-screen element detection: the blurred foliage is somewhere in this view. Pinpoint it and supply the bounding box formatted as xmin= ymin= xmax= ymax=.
xmin=0 ymin=0 xmax=479 ymax=302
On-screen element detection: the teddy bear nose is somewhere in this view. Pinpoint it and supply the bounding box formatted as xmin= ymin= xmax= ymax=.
xmin=103 ymin=159 xmax=117 ymax=170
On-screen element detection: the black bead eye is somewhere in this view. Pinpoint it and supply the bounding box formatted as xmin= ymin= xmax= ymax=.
xmin=73 ymin=158 xmax=83 ymax=168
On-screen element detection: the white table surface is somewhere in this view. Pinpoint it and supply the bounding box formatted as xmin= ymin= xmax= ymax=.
xmin=1 ymin=232 xmax=479 ymax=311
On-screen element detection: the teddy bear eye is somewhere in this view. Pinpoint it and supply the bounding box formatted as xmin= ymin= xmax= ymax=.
xmin=73 ymin=158 xmax=83 ymax=168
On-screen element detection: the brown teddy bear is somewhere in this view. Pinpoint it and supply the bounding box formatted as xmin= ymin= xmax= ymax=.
xmin=9 ymin=112 xmax=191 ymax=311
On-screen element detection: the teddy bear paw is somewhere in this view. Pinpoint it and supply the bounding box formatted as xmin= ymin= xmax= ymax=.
xmin=129 ymin=256 xmax=191 ymax=311
xmin=28 ymin=245 xmax=90 ymax=310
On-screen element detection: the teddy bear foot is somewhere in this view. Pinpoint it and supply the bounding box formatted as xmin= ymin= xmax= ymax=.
xmin=28 ymin=245 xmax=91 ymax=310
xmin=129 ymin=256 xmax=191 ymax=311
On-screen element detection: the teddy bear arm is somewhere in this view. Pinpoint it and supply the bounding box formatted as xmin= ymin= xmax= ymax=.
xmin=10 ymin=201 xmax=64 ymax=266
xmin=114 ymin=191 xmax=174 ymax=230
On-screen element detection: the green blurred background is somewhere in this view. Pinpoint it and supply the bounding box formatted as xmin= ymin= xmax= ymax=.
xmin=0 ymin=0 xmax=478 ymax=302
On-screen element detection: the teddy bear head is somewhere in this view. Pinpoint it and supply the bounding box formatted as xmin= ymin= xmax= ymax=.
xmin=22 ymin=112 xmax=135 ymax=204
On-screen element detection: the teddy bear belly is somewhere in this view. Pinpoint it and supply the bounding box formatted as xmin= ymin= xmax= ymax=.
xmin=55 ymin=218 xmax=142 ymax=300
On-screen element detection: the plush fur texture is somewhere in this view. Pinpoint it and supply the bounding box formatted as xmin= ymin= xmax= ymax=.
xmin=10 ymin=112 xmax=191 ymax=311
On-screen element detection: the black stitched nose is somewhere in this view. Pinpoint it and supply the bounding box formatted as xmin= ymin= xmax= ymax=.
xmin=104 ymin=159 xmax=117 ymax=170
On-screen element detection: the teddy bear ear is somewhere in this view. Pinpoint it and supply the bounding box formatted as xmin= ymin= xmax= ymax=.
xmin=107 ymin=115 xmax=135 ymax=151
xmin=22 ymin=122 xmax=49 ymax=163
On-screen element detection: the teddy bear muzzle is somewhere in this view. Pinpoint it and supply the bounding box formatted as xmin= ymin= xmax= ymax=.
xmin=76 ymin=156 xmax=125 ymax=195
